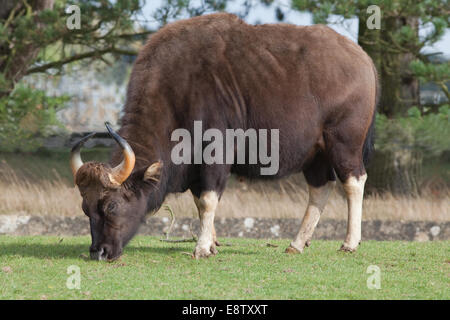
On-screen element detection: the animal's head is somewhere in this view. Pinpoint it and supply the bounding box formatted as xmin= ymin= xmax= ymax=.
xmin=71 ymin=122 xmax=162 ymax=261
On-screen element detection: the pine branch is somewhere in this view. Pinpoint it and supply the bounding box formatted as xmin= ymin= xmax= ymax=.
xmin=25 ymin=47 xmax=137 ymax=74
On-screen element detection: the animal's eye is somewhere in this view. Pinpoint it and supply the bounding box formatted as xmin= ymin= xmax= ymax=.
xmin=105 ymin=201 xmax=118 ymax=215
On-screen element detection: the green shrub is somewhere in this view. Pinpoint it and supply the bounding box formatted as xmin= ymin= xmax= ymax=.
xmin=375 ymin=105 xmax=449 ymax=159
xmin=369 ymin=106 xmax=449 ymax=193
xmin=0 ymin=85 xmax=68 ymax=152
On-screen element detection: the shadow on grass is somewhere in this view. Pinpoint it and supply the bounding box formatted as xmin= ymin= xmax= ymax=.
xmin=0 ymin=241 xmax=255 ymax=260
xmin=0 ymin=242 xmax=88 ymax=259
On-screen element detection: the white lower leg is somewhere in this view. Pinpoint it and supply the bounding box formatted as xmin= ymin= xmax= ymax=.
xmin=194 ymin=191 xmax=218 ymax=257
xmin=341 ymin=174 xmax=367 ymax=251
xmin=288 ymin=181 xmax=335 ymax=252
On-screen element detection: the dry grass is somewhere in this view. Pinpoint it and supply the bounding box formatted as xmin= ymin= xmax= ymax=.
xmin=0 ymin=165 xmax=82 ymax=216
xmin=0 ymin=165 xmax=448 ymax=221
xmin=163 ymin=183 xmax=449 ymax=221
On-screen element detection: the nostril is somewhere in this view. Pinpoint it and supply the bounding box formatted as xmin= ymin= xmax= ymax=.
xmin=89 ymin=246 xmax=106 ymax=261
xmin=98 ymin=245 xmax=110 ymax=261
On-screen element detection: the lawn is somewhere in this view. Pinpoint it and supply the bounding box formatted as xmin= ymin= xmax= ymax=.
xmin=0 ymin=236 xmax=448 ymax=300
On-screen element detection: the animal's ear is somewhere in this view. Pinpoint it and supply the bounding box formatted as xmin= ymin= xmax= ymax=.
xmin=143 ymin=161 xmax=163 ymax=182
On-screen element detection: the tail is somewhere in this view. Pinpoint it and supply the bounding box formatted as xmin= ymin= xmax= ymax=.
xmin=362 ymin=63 xmax=380 ymax=167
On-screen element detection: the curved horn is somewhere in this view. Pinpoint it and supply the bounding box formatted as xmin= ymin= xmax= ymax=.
xmin=70 ymin=132 xmax=96 ymax=181
xmin=105 ymin=122 xmax=136 ymax=185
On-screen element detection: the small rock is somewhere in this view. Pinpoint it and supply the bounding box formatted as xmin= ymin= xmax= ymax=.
xmin=0 ymin=215 xmax=31 ymax=234
xmin=270 ymin=225 xmax=280 ymax=237
xmin=430 ymin=226 xmax=440 ymax=237
xmin=244 ymin=218 xmax=255 ymax=230
xmin=414 ymin=232 xmax=429 ymax=242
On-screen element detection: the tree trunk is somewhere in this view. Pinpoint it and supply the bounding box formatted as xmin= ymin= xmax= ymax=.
xmin=0 ymin=0 xmax=55 ymax=96
xmin=358 ymin=15 xmax=422 ymax=195
xmin=358 ymin=15 xmax=420 ymax=117
xmin=381 ymin=16 xmax=420 ymax=116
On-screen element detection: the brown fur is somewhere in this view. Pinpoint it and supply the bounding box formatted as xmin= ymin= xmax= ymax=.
xmin=77 ymin=13 xmax=378 ymax=260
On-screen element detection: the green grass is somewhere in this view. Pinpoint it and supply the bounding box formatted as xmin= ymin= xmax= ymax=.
xmin=0 ymin=236 xmax=448 ymax=300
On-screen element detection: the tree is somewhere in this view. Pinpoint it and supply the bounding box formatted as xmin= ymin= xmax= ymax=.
xmin=0 ymin=0 xmax=257 ymax=95
xmin=0 ymin=0 xmax=253 ymax=151
xmin=291 ymin=0 xmax=449 ymax=117
xmin=410 ymin=58 xmax=450 ymax=102
xmin=0 ymin=0 xmax=154 ymax=96
xmin=0 ymin=0 xmax=157 ymax=151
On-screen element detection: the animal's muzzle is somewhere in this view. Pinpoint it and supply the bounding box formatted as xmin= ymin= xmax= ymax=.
xmin=90 ymin=245 xmax=121 ymax=261
xmin=90 ymin=247 xmax=107 ymax=261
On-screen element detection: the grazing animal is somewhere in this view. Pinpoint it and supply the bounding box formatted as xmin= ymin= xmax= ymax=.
xmin=71 ymin=13 xmax=378 ymax=261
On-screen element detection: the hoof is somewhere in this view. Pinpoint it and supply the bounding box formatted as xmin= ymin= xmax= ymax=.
xmin=305 ymin=240 xmax=311 ymax=247
xmin=285 ymin=246 xmax=302 ymax=254
xmin=193 ymin=244 xmax=218 ymax=259
xmin=339 ymin=244 xmax=357 ymax=253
